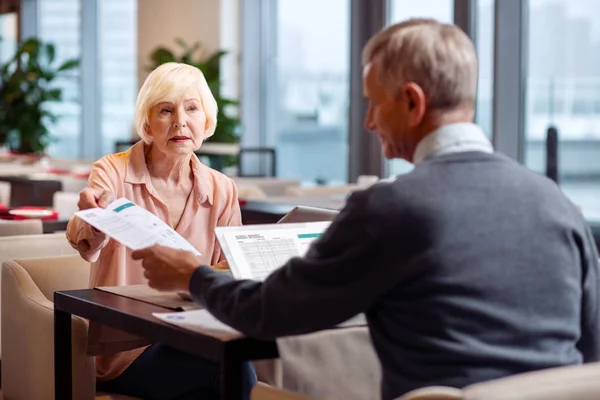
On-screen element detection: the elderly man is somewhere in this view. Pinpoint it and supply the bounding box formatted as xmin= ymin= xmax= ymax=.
xmin=132 ymin=19 xmax=600 ymax=399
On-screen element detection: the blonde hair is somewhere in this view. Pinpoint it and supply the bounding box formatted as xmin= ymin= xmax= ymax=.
xmin=362 ymin=18 xmax=478 ymax=110
xmin=134 ymin=62 xmax=218 ymax=144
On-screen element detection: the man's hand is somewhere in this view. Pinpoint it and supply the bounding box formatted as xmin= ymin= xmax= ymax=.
xmin=131 ymin=245 xmax=200 ymax=291
xmin=78 ymin=188 xmax=116 ymax=210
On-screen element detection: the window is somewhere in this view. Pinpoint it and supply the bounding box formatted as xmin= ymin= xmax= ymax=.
xmin=476 ymin=0 xmax=494 ymax=138
xmin=386 ymin=0 xmax=454 ymax=177
xmin=38 ymin=0 xmax=81 ymax=158
xmin=389 ymin=0 xmax=454 ymax=23
xmin=34 ymin=0 xmax=137 ymax=159
xmin=0 ymin=12 xmax=17 ymax=64
xmin=525 ymin=0 xmax=600 ymax=221
xmin=99 ymin=0 xmax=137 ymax=156
xmin=266 ymin=0 xmax=350 ymax=184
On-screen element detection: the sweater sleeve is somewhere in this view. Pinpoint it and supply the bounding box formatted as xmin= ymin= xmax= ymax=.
xmin=189 ymin=190 xmax=396 ymax=339
xmin=577 ymin=223 xmax=600 ymax=362
xmin=65 ymin=158 xmax=119 ymax=263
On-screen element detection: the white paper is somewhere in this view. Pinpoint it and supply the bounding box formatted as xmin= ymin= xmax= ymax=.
xmin=75 ymin=198 xmax=201 ymax=255
xmin=153 ymin=308 xmax=366 ymax=340
xmin=216 ymin=222 xmax=330 ymax=280
xmin=153 ymin=309 xmax=243 ymax=341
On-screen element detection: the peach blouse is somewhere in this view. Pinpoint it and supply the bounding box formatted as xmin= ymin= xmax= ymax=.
xmin=66 ymin=141 xmax=241 ymax=381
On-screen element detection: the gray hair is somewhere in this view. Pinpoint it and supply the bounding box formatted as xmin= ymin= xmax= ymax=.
xmin=362 ymin=18 xmax=478 ymax=111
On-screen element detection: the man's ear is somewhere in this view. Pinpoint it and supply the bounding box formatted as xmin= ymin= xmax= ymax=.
xmin=403 ymin=83 xmax=426 ymax=126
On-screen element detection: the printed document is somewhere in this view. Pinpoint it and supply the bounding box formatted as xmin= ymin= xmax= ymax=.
xmin=215 ymin=221 xmax=331 ymax=280
xmin=75 ymin=198 xmax=200 ymax=255
xmin=153 ymin=309 xmax=243 ymax=341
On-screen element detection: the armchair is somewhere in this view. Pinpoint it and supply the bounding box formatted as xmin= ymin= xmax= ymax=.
xmin=0 ymin=232 xmax=77 ymax=362
xmin=397 ymin=362 xmax=600 ymax=400
xmin=2 ymin=254 xmax=139 ymax=400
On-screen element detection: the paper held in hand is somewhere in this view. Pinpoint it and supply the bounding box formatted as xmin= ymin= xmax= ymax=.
xmin=75 ymin=197 xmax=201 ymax=255
xmin=215 ymin=221 xmax=331 ymax=281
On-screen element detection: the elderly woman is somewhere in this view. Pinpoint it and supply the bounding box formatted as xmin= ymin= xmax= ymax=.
xmin=66 ymin=62 xmax=255 ymax=400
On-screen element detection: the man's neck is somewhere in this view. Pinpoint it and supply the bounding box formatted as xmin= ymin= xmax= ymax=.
xmin=418 ymin=109 xmax=474 ymax=140
xmin=407 ymin=108 xmax=475 ymax=162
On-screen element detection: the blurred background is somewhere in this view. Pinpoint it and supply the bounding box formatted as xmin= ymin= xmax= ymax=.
xmin=0 ymin=0 xmax=599 ymax=225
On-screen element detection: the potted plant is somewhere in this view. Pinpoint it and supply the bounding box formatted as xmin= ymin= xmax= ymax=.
xmin=0 ymin=37 xmax=79 ymax=155
xmin=148 ymin=39 xmax=240 ymax=170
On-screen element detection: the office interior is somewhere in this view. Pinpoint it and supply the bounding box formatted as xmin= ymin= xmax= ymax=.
xmin=0 ymin=0 xmax=598 ymax=399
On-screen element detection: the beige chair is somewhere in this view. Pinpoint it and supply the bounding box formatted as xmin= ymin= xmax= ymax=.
xmin=254 ymin=362 xmax=600 ymax=400
xmin=0 ymin=181 xmax=10 ymax=206
xmin=0 ymin=219 xmax=43 ymax=236
xmin=53 ymin=190 xmax=80 ymax=219
xmin=398 ymin=362 xmax=600 ymax=400
xmin=0 ymin=232 xmax=77 ymax=360
xmin=251 ymin=382 xmax=315 ymax=400
xmin=2 ymin=254 xmax=139 ymax=400
xmin=59 ymin=176 xmax=89 ymax=193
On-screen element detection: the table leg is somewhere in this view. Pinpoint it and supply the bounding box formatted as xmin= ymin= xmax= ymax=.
xmin=221 ymin=356 xmax=243 ymax=400
xmin=54 ymin=308 xmax=72 ymax=399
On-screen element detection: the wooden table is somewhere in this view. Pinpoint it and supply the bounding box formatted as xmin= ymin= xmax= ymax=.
xmin=54 ymin=289 xmax=279 ymax=400
xmin=0 ymin=175 xmax=62 ymax=207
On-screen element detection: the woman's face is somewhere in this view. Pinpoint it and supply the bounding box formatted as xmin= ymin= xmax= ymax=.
xmin=145 ymin=87 xmax=207 ymax=157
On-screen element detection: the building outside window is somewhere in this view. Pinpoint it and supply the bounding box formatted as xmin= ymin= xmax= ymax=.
xmin=525 ymin=0 xmax=600 ymax=221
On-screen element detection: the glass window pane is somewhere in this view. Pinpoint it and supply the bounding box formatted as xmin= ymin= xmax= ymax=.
xmin=525 ymin=0 xmax=600 ymax=221
xmin=38 ymin=0 xmax=81 ymax=158
xmin=476 ymin=0 xmax=495 ymax=138
xmin=269 ymin=0 xmax=350 ymax=184
xmin=0 ymin=12 xmax=17 ymax=64
xmin=386 ymin=0 xmax=454 ymax=178
xmin=99 ymin=0 xmax=137 ymax=156
xmin=390 ymin=0 xmax=454 ymax=23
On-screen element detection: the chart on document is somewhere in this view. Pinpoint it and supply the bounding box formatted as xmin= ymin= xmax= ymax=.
xmin=217 ymin=222 xmax=330 ymax=280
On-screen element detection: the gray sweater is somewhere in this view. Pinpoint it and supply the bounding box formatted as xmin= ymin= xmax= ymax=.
xmin=190 ymin=151 xmax=600 ymax=400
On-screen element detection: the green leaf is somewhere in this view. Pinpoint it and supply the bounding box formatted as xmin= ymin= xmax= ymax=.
xmin=0 ymin=36 xmax=80 ymax=152
xmin=204 ymin=50 xmax=227 ymax=67
xmin=44 ymin=43 xmax=56 ymax=64
xmin=149 ymin=48 xmax=176 ymax=70
xmin=175 ymin=38 xmax=190 ymax=52
xmin=57 ymin=59 xmax=79 ymax=72
xmin=46 ymin=89 xmax=61 ymax=101
xmin=20 ymin=38 xmax=41 ymax=56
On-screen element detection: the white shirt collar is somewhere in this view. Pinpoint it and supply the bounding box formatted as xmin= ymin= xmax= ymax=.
xmin=412 ymin=123 xmax=493 ymax=165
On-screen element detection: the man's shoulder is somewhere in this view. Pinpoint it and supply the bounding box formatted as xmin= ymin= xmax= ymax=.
xmin=420 ymin=151 xmax=559 ymax=188
xmin=344 ymin=177 xmax=420 ymax=221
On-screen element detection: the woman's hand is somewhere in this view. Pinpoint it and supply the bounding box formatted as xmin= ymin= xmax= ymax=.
xmin=76 ymin=188 xmax=116 ymax=247
xmin=78 ymin=188 xmax=116 ymax=210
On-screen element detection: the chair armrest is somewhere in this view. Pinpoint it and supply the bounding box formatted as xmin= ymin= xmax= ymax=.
xmin=251 ymin=382 xmax=315 ymax=400
xmin=395 ymin=386 xmax=464 ymax=400
xmin=2 ymin=260 xmax=96 ymax=400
